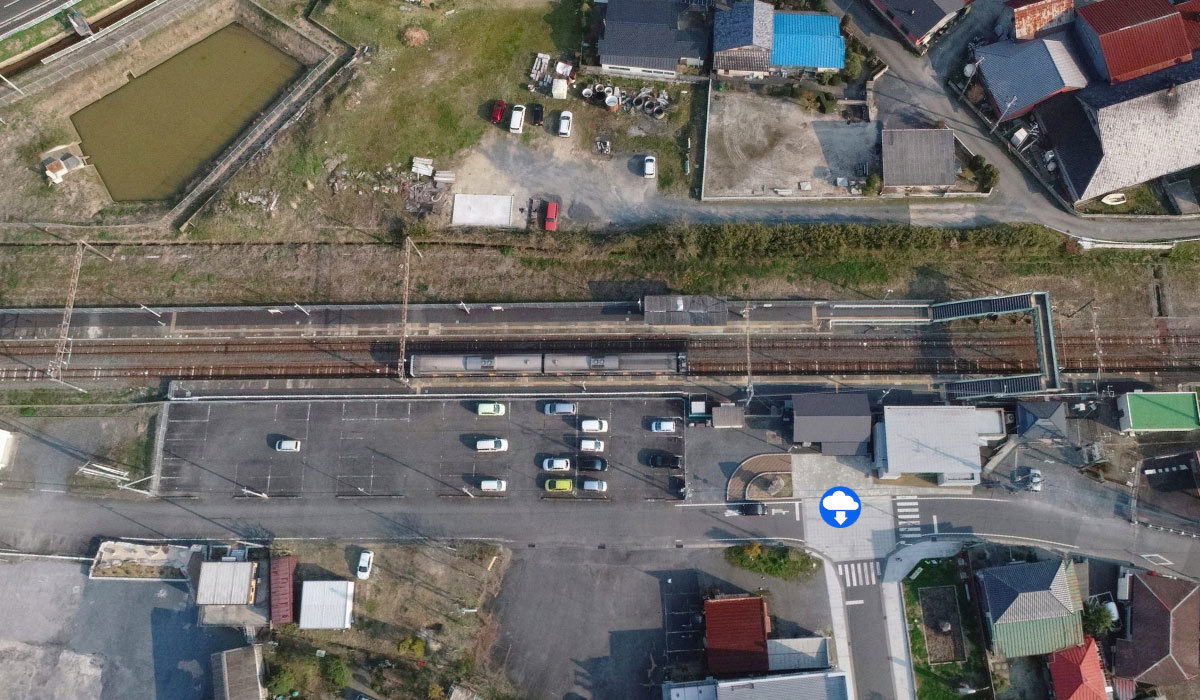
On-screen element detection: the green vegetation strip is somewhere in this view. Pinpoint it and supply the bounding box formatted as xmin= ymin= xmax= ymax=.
xmin=903 ymin=558 xmax=993 ymax=700
xmin=724 ymin=543 xmax=821 ymax=581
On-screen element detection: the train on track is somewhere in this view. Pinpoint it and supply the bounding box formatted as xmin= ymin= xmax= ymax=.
xmin=409 ymin=352 xmax=687 ymax=377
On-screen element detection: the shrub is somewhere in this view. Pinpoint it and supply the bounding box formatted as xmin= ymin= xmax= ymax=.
xmin=397 ymin=636 xmax=427 ymax=659
xmin=266 ymin=668 xmax=298 ymax=696
xmin=968 ymin=154 xmax=986 ymax=172
xmin=725 ymin=544 xmax=821 ymax=581
xmin=817 ymin=92 xmax=837 ymax=113
xmin=843 ymin=53 xmax=864 ymax=81
xmin=864 ymin=173 xmax=881 ymax=195
xmin=320 ymin=655 xmax=351 ymax=688
xmin=977 ymin=164 xmax=1000 ymax=191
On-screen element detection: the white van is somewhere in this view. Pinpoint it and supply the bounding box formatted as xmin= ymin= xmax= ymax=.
xmin=580 ymin=438 xmax=605 ymax=453
xmin=480 ymin=479 xmax=507 ymax=492
xmin=582 ymin=479 xmax=608 ymax=492
xmin=581 ymin=419 xmax=608 ymax=433
xmin=475 ymin=438 xmax=509 ymax=452
xmin=275 ymin=439 xmax=301 ymax=452
xmin=509 ymin=104 xmax=526 ymax=134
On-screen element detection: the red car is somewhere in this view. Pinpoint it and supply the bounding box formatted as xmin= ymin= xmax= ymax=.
xmin=544 ymin=201 xmax=558 ymax=231
xmin=489 ymin=100 xmax=506 ymax=124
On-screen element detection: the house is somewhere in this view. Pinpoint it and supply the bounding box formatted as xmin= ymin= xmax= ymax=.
xmin=597 ymin=0 xmax=710 ymax=79
xmin=866 ymin=0 xmax=967 ymax=52
xmin=1033 ymin=57 xmax=1200 ymax=204
xmin=790 ymin=393 xmax=872 ymax=456
xmin=1117 ymin=392 xmax=1200 ymax=433
xmin=195 ymin=561 xmax=256 ymax=606
xmin=1016 ymin=400 xmax=1068 ymax=441
xmin=1048 ymin=636 xmax=1108 ymax=700
xmin=1115 ymin=573 xmax=1200 ymax=686
xmin=211 ymin=645 xmax=267 ymax=700
xmin=662 ymin=670 xmax=850 ymax=700
xmin=977 ymin=558 xmax=1084 ymax=658
xmin=1074 ymin=0 xmax=1192 ymax=84
xmin=873 ymin=405 xmax=1006 ymax=485
xmin=1006 ymin=0 xmax=1074 ymax=41
xmin=705 ymin=595 xmax=771 ymax=675
xmin=974 ymin=34 xmax=1088 ymax=122
xmin=298 ymin=580 xmax=354 ymax=630
xmin=880 ymin=128 xmax=957 ymax=188
xmin=713 ymin=1 xmax=845 ymax=77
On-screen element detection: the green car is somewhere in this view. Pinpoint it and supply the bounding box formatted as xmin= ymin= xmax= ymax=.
xmin=544 ymin=478 xmax=573 ymax=493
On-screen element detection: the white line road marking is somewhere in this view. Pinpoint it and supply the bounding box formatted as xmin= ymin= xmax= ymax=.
xmin=897 ymin=514 xmax=920 ymax=520
xmin=846 ymin=599 xmax=864 ymax=605
xmin=932 ymin=515 xmax=938 ymax=534
xmin=794 ymin=502 xmax=800 ymax=521
xmin=915 ymin=496 xmax=1008 ymax=502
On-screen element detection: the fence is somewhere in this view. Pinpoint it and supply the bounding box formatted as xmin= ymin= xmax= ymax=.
xmin=0 ymin=0 xmax=84 ymax=43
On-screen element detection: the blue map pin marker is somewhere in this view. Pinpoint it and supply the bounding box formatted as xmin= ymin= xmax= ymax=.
xmin=819 ymin=486 xmax=861 ymax=528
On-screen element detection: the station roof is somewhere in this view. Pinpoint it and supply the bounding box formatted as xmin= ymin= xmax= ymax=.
xmin=644 ymin=295 xmax=729 ymax=326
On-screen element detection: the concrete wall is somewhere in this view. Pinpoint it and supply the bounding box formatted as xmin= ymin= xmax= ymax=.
xmin=235 ymin=0 xmax=326 ymax=66
xmin=1011 ymin=0 xmax=1073 ymax=41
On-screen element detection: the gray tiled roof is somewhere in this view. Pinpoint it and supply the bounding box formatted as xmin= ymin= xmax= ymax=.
xmin=714 ymin=0 xmax=773 ymax=52
xmin=877 ymin=405 xmax=983 ymax=477
xmin=1017 ymin=401 xmax=1068 ymax=440
xmin=980 ymin=559 xmax=1080 ymax=623
xmin=881 ymin=128 xmax=957 ymax=187
xmin=714 ymin=49 xmax=772 ymax=72
xmin=791 ymin=393 xmax=872 ymax=456
xmin=976 ymin=34 xmax=1088 ymax=117
xmin=599 ymin=0 xmax=710 ymax=71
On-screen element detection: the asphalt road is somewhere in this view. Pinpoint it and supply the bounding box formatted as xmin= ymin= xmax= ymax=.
xmin=844 ymin=583 xmax=893 ymax=700
xmin=0 ymin=0 xmax=66 ymax=40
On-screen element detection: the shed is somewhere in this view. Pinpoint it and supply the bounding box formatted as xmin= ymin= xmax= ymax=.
xmin=644 ymin=295 xmax=729 ymax=326
xmin=269 ymin=555 xmax=296 ymax=625
xmin=450 ymin=194 xmax=515 ymax=227
xmin=712 ymin=404 xmax=745 ymax=429
xmin=881 ymin=129 xmax=957 ymax=187
xmin=298 ymin=580 xmax=354 ymax=630
xmin=704 ymin=595 xmax=770 ymax=675
xmin=1118 ymin=392 xmax=1200 ymax=432
xmin=790 ymin=393 xmax=872 ymax=456
xmin=211 ymin=645 xmax=266 ymax=700
xmin=1007 ymin=0 xmax=1075 ymax=41
xmin=196 ymin=561 xmax=257 ymax=606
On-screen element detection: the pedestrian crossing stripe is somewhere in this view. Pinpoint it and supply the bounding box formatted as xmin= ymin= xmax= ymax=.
xmin=837 ymin=560 xmax=879 ymax=587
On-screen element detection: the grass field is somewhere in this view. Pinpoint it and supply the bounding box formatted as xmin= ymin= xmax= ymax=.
xmin=1076 ymin=183 xmax=1170 ymax=215
xmin=903 ymin=557 xmax=992 ymax=700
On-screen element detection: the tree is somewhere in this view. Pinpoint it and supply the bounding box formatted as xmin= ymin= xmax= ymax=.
xmin=977 ymin=164 xmax=1000 ymax=191
xmin=320 ymin=655 xmax=351 ymax=688
xmin=864 ymin=173 xmax=881 ymax=195
xmin=969 ymin=154 xmax=986 ymax=172
xmin=266 ymin=668 xmax=298 ymax=696
xmin=1082 ymin=601 xmax=1116 ymax=637
xmin=843 ymin=53 xmax=864 ymax=81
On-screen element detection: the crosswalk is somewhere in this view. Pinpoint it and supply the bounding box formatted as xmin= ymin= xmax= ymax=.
xmin=895 ymin=497 xmax=923 ymax=540
xmin=837 ymin=560 xmax=881 ymax=588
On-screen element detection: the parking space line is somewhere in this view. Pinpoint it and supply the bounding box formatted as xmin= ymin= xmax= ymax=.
xmin=794 ymin=502 xmax=801 ymax=521
xmin=846 ymin=599 xmax=864 ymax=606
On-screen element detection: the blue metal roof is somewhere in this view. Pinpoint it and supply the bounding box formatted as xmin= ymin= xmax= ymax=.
xmin=771 ymin=13 xmax=845 ymax=70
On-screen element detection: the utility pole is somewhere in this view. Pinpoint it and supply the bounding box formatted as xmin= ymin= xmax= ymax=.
xmin=743 ymin=300 xmax=754 ymax=407
xmin=397 ymin=237 xmax=423 ymax=379
xmin=990 ymin=95 xmax=1018 ymax=134
xmin=44 ymin=240 xmax=112 ymax=393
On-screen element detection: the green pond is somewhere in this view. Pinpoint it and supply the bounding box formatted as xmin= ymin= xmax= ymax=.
xmin=71 ymin=23 xmax=302 ymax=202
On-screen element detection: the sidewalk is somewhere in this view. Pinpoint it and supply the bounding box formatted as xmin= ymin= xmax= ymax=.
xmin=819 ymin=550 xmax=859 ymax=700
xmin=880 ymin=540 xmax=965 ymax=700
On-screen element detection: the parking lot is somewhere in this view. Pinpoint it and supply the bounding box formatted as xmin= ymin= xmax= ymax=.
xmin=157 ymin=397 xmax=685 ymax=503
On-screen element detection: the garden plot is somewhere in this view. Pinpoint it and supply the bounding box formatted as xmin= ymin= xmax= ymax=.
xmin=918 ymin=585 xmax=965 ymax=664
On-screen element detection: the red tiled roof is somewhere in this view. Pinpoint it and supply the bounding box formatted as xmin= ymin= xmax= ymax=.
xmin=1077 ymin=0 xmax=1193 ymax=83
xmin=1115 ymin=573 xmax=1200 ymax=686
xmin=704 ymin=595 xmax=771 ymax=675
xmin=269 ymin=555 xmax=296 ymax=624
xmin=1049 ymin=636 xmax=1108 ymax=700
xmin=1179 ymin=0 xmax=1200 ymax=50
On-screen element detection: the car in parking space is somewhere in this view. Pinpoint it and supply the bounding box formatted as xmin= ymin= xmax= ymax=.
xmin=356 ymin=550 xmax=374 ymax=579
xmin=489 ymin=99 xmax=506 ymax=124
xmin=580 ymin=457 xmax=608 ymax=472
xmin=580 ymin=438 xmax=604 ymax=452
xmin=643 ymin=155 xmax=657 ymax=178
xmin=542 ymin=457 xmax=571 ymax=471
xmin=543 ymin=200 xmax=558 ymax=231
xmin=582 ymin=479 xmax=608 ymax=493
xmin=545 ymin=478 xmax=573 ymax=493
xmin=529 ymin=103 xmax=544 ymax=126
xmin=480 ymin=479 xmax=507 ymax=492
xmin=476 ymin=401 xmax=506 ymax=416
xmin=557 ymin=110 xmax=573 ymax=137
xmin=274 ymin=438 xmax=301 ymax=452
xmin=476 ymin=438 xmax=509 ymax=452
xmin=651 ymin=419 xmax=676 ymax=433
xmin=740 ymin=502 xmax=767 ymax=516
xmin=649 ymin=452 xmax=682 ymax=469
xmin=544 ymin=402 xmax=577 ymax=416
xmin=509 ymin=104 xmax=526 ymax=134
xmin=581 ymin=419 xmax=608 ymax=433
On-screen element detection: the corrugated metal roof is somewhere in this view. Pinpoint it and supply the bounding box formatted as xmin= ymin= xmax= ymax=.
xmin=771 ymin=13 xmax=845 ymax=70
xmin=1077 ymin=0 xmax=1192 ymax=83
xmin=211 ymin=645 xmax=265 ymax=700
xmin=705 ymin=596 xmax=770 ymax=675
xmin=196 ymin=561 xmax=256 ymax=606
xmin=269 ymin=555 xmax=296 ymax=624
xmin=976 ymin=35 xmax=1088 ymax=119
xmin=298 ymin=580 xmax=354 ymax=630
xmin=881 ymin=128 xmax=957 ymax=187
xmin=1049 ymin=636 xmax=1108 ymax=700
xmin=1077 ymin=0 xmax=1176 ymax=35
xmin=716 ymin=671 xmax=849 ymax=700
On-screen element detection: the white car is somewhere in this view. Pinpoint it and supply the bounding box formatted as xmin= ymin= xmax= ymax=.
xmin=557 ymin=110 xmax=573 ymax=137
xmin=509 ymin=104 xmax=525 ymax=134
xmin=544 ymin=402 xmax=577 ymax=416
xmin=581 ymin=419 xmax=608 ymax=433
xmin=542 ymin=457 xmax=571 ymax=471
xmin=274 ymin=439 xmax=301 ymax=452
xmin=582 ymin=479 xmax=608 ymax=492
xmin=480 ymin=479 xmax=507 ymax=492
xmin=643 ymin=155 xmax=657 ymax=178
xmin=356 ymin=550 xmax=374 ymax=580
xmin=476 ymin=401 xmax=506 ymax=416
xmin=580 ymin=438 xmax=605 ymax=453
xmin=651 ymin=420 xmax=676 ymax=433
xmin=475 ymin=438 xmax=509 ymax=452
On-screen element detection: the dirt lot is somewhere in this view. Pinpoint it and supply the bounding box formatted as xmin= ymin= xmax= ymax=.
xmin=269 ymin=540 xmax=514 ymax=699
xmin=704 ymin=87 xmax=878 ymax=198
xmin=918 ymin=585 xmax=965 ymax=664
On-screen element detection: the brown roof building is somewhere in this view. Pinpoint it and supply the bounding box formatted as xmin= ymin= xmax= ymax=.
xmin=1115 ymin=573 xmax=1200 ymax=686
xmin=1074 ymin=0 xmax=1193 ymax=84
xmin=705 ymin=595 xmax=771 ymax=675
xmin=1007 ymin=0 xmax=1074 ymax=41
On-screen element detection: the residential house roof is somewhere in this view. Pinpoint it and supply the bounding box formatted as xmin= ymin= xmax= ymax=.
xmin=771 ymin=13 xmax=845 ymax=70
xmin=1035 ymin=54 xmax=1200 ymax=202
xmin=1048 ymin=636 xmax=1108 ymax=700
xmin=211 ymin=645 xmax=266 ymax=700
xmin=975 ymin=35 xmax=1089 ymax=119
xmin=705 ymin=595 xmax=771 ymax=675
xmin=977 ymin=559 xmax=1083 ymax=658
xmin=872 ymin=0 xmax=965 ymax=41
xmin=196 ymin=561 xmax=256 ymax=606
xmin=790 ymin=393 xmax=872 ymax=456
xmin=1115 ymin=573 xmax=1200 ymax=686
xmin=298 ymin=580 xmax=354 ymax=630
xmin=881 ymin=128 xmax=957 ymax=187
xmin=714 ymin=0 xmax=773 ymax=53
xmin=876 ymin=405 xmax=988 ymax=479
xmin=1017 ymin=400 xmax=1068 ymax=441
xmin=599 ymin=0 xmax=710 ymax=72
xmin=1076 ymin=0 xmax=1192 ymax=83
xmin=663 ymin=670 xmax=850 ymax=700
